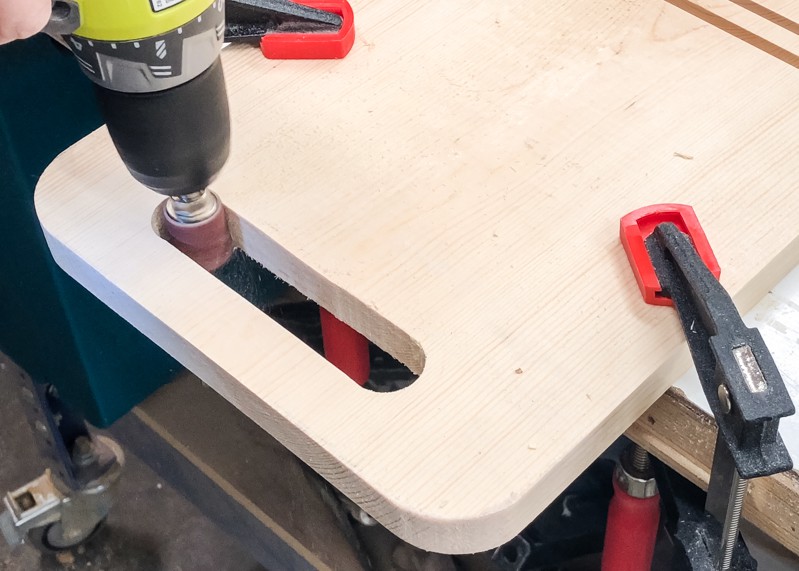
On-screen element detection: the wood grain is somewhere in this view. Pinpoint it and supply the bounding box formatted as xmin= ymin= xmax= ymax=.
xmin=35 ymin=0 xmax=799 ymax=553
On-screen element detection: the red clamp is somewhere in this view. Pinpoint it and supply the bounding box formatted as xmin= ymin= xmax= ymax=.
xmin=261 ymin=0 xmax=355 ymax=60
xmin=620 ymin=204 xmax=720 ymax=306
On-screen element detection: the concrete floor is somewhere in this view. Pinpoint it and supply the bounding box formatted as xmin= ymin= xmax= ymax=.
xmin=3 ymin=350 xmax=798 ymax=571
xmin=0 ymin=356 xmax=266 ymax=571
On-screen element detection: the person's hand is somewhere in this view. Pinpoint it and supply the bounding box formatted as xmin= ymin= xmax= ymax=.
xmin=0 ymin=0 xmax=51 ymax=45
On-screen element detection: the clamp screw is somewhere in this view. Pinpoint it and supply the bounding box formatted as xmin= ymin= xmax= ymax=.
xmin=615 ymin=444 xmax=658 ymax=499
xmin=719 ymin=472 xmax=749 ymax=570
xmin=631 ymin=443 xmax=651 ymax=472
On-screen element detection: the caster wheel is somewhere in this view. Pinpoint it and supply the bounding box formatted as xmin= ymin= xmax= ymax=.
xmin=27 ymin=518 xmax=106 ymax=552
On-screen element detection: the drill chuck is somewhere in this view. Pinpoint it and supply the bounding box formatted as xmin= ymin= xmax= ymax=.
xmin=95 ymin=57 xmax=230 ymax=196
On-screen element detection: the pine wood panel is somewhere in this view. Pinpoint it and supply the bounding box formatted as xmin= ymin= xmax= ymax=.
xmin=35 ymin=0 xmax=799 ymax=552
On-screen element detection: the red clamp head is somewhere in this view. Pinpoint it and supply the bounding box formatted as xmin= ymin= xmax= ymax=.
xmin=620 ymin=204 xmax=720 ymax=306
xmin=261 ymin=0 xmax=355 ymax=60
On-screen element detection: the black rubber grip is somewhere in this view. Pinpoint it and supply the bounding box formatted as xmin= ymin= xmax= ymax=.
xmin=94 ymin=57 xmax=230 ymax=196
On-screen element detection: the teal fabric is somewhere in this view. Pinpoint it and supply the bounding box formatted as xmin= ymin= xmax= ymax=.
xmin=0 ymin=35 xmax=180 ymax=426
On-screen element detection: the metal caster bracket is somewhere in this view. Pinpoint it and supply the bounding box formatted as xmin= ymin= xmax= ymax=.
xmin=1 ymin=434 xmax=123 ymax=550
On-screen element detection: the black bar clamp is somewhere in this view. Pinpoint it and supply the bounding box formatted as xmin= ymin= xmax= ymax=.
xmin=646 ymin=223 xmax=794 ymax=479
xmin=621 ymin=205 xmax=795 ymax=569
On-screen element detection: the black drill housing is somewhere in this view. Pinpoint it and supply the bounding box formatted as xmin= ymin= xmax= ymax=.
xmin=94 ymin=57 xmax=230 ymax=196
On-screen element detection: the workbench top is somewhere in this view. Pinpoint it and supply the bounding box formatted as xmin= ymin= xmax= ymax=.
xmin=36 ymin=0 xmax=799 ymax=553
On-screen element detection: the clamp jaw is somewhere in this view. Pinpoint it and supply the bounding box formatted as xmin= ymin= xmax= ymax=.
xmin=621 ymin=204 xmax=795 ymax=569
xmin=226 ymin=0 xmax=355 ymax=59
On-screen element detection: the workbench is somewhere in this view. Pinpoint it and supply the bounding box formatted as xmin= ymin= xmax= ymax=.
xmin=34 ymin=0 xmax=799 ymax=555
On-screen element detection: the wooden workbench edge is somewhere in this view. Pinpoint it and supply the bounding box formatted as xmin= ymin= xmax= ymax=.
xmin=627 ymin=388 xmax=799 ymax=555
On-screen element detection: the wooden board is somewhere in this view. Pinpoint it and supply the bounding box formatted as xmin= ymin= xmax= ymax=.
xmin=35 ymin=0 xmax=799 ymax=553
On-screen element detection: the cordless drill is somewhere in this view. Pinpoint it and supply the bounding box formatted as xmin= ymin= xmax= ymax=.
xmin=47 ymin=1 xmax=371 ymax=382
xmin=47 ymin=0 xmax=233 ymax=266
